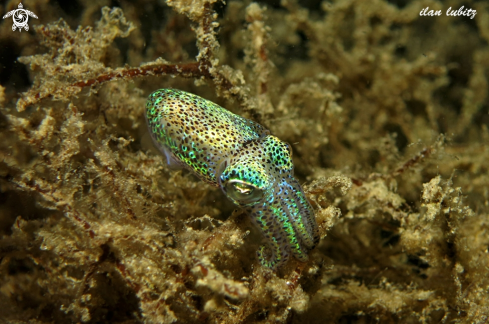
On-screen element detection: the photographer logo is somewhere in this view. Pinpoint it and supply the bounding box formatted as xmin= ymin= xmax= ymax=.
xmin=2 ymin=3 xmax=38 ymax=32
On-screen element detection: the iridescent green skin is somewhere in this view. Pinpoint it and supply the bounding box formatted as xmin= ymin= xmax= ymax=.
xmin=146 ymin=89 xmax=319 ymax=269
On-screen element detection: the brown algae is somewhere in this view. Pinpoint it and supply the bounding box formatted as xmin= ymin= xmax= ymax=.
xmin=0 ymin=0 xmax=488 ymax=323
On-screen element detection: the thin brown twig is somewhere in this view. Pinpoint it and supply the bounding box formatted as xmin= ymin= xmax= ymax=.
xmin=19 ymin=61 xmax=237 ymax=110
xmin=390 ymin=147 xmax=434 ymax=178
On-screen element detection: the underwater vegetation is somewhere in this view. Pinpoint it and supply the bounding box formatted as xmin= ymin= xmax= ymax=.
xmin=0 ymin=0 xmax=488 ymax=323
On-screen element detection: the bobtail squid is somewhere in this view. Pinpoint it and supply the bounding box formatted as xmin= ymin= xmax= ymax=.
xmin=146 ymin=89 xmax=319 ymax=269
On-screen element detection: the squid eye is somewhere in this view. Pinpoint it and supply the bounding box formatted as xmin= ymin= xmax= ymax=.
xmin=225 ymin=180 xmax=264 ymax=205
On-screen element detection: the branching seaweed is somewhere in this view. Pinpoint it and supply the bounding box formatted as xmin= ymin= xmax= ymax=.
xmin=0 ymin=0 xmax=488 ymax=323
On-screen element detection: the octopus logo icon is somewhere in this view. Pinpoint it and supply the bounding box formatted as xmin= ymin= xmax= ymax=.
xmin=2 ymin=3 xmax=38 ymax=32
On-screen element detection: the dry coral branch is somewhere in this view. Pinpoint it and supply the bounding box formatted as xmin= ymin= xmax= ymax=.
xmin=1 ymin=0 xmax=488 ymax=323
